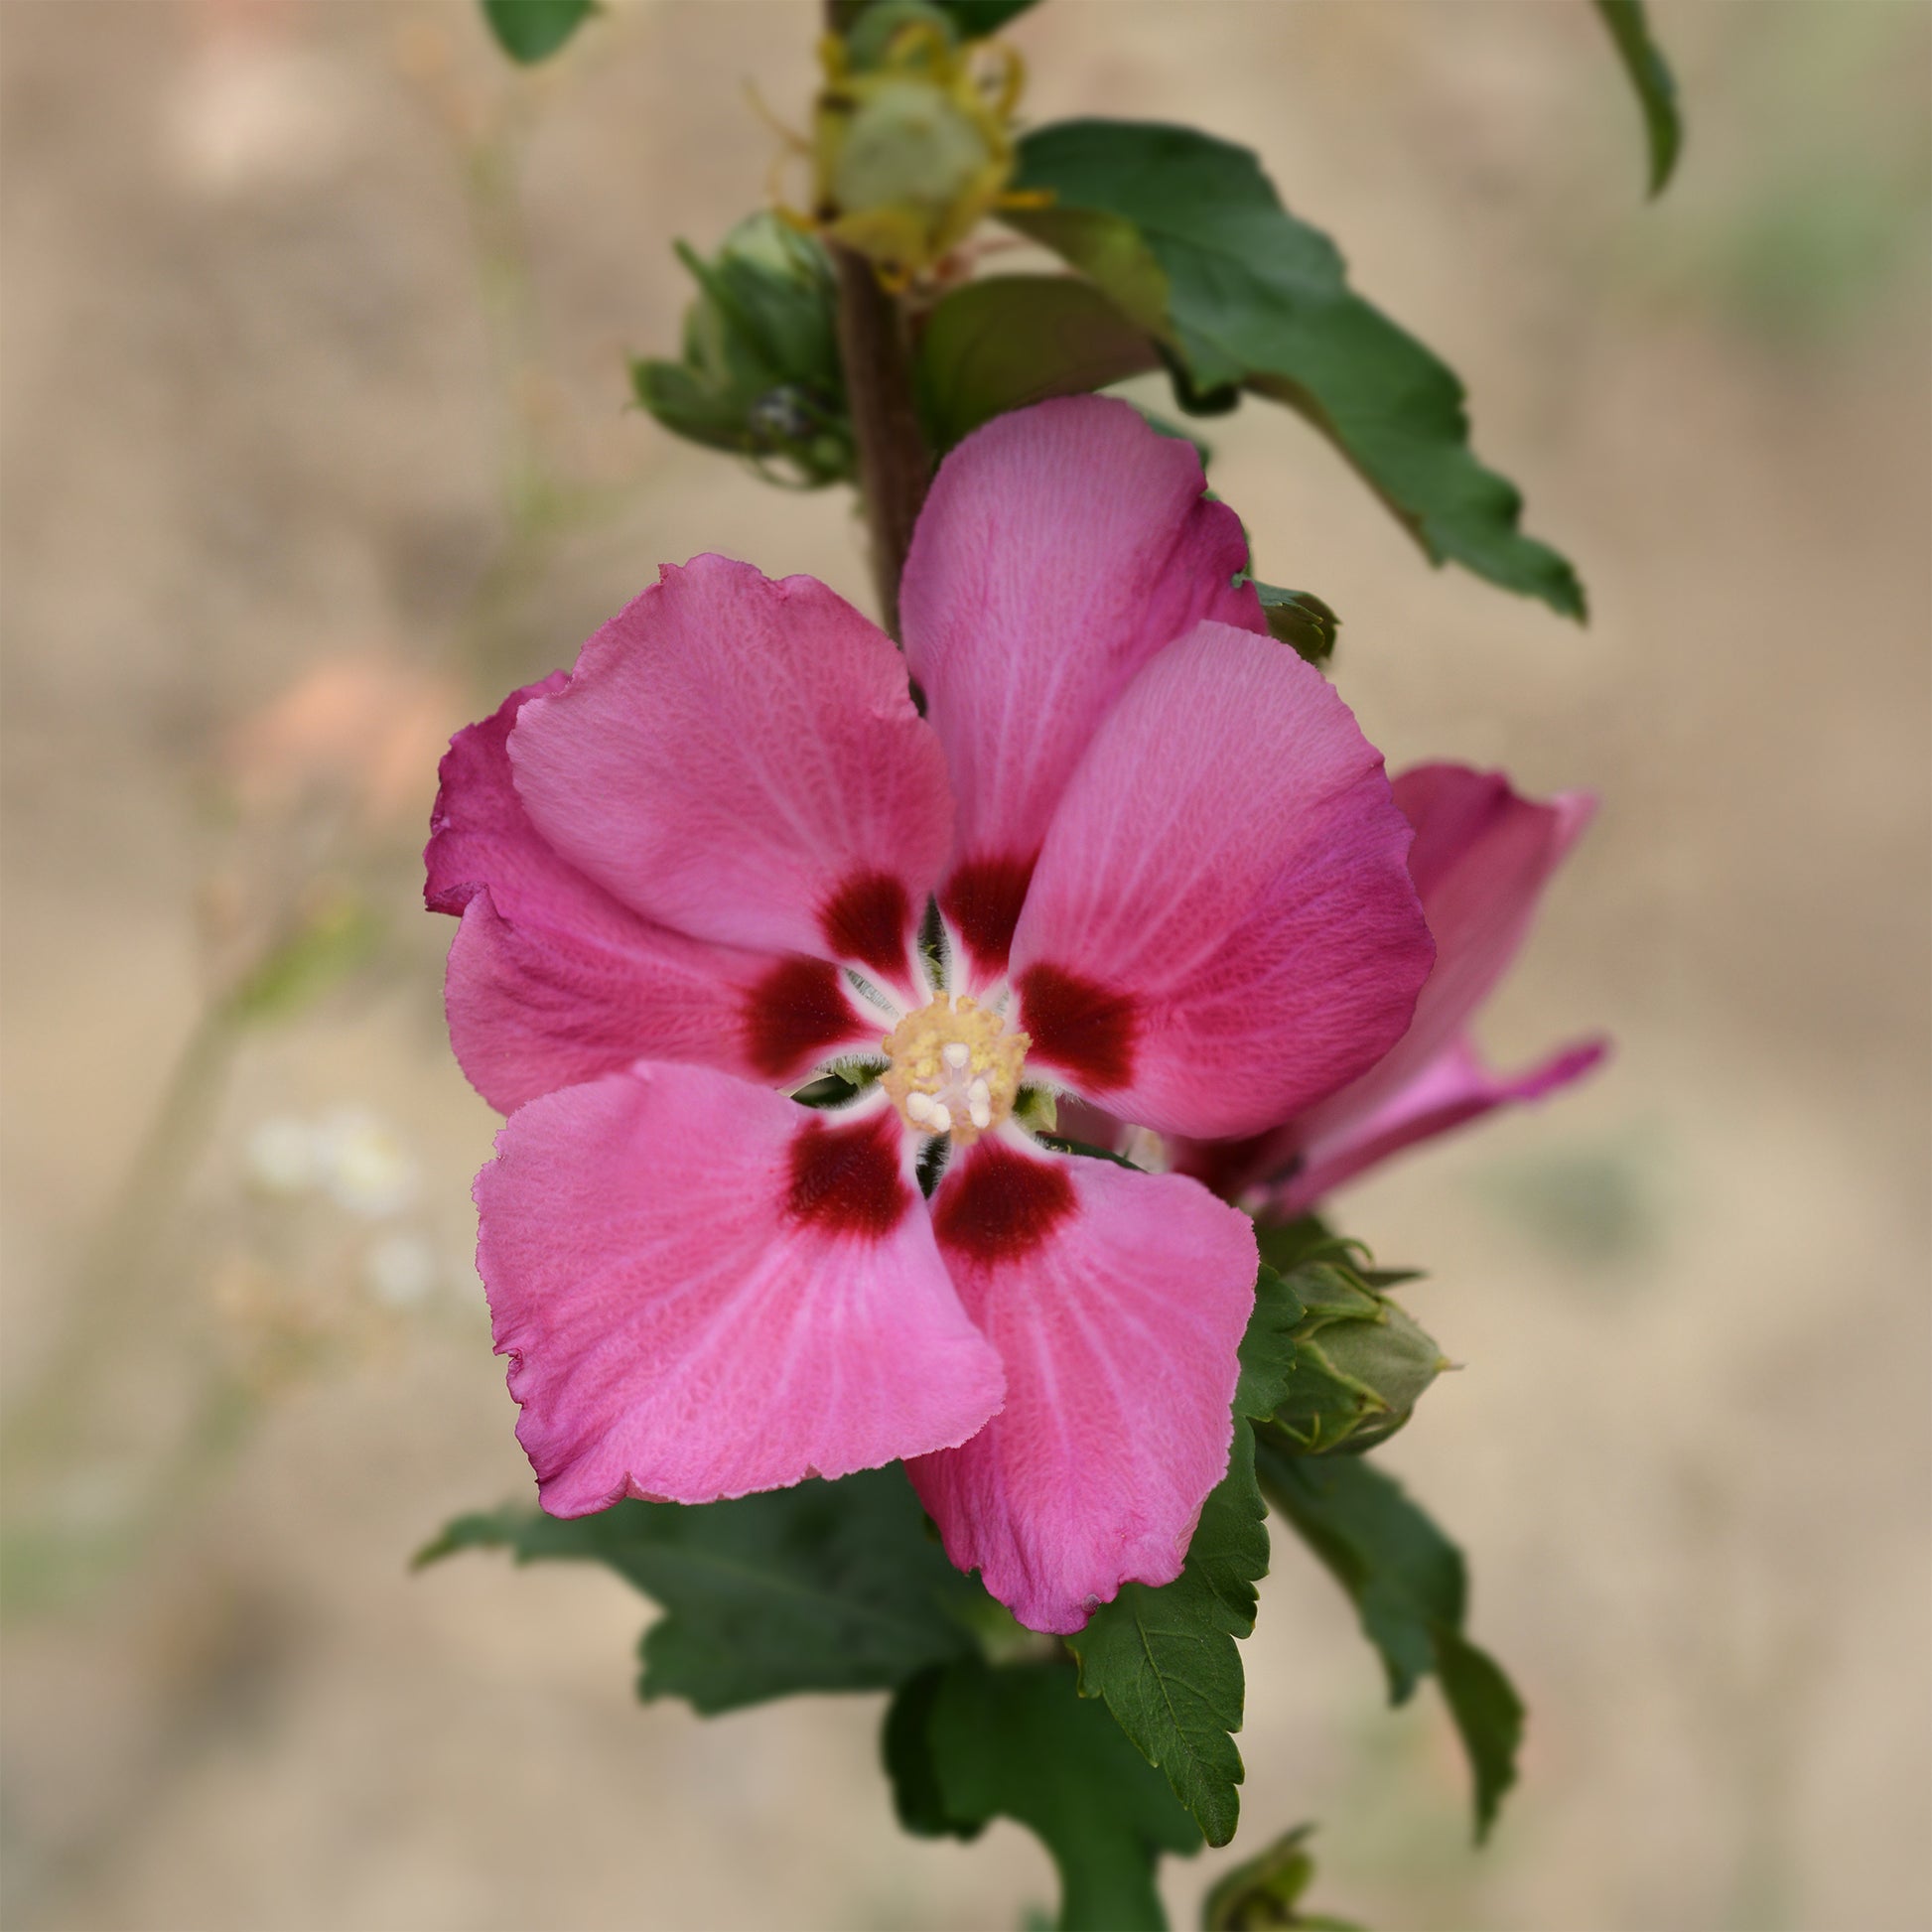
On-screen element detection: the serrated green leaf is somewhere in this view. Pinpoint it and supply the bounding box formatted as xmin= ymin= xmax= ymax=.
xmin=417 ymin=1466 xmax=980 ymax=1713
xmin=1200 ymin=1823 xmax=1368 ymax=1932
xmin=1591 ymin=0 xmax=1684 ymax=198
xmin=886 ymin=1656 xmax=1201 ymax=1932
xmin=1255 ymin=1448 xmax=1524 ymax=1840
xmin=915 ymin=275 xmax=1161 ymax=450
xmin=480 ymin=0 xmax=595 ymax=65
xmin=1248 ymin=582 xmax=1340 ymax=666
xmin=1067 ymin=1266 xmax=1302 ymax=1846
xmin=1007 ymin=121 xmax=1586 ymax=620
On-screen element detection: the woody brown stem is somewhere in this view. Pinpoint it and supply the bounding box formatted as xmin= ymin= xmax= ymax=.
xmin=830 ymin=242 xmax=931 ymax=639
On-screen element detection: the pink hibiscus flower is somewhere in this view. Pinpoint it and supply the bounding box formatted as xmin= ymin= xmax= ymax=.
xmin=425 ymin=397 xmax=1435 ymax=1634
xmin=1151 ymin=763 xmax=1609 ymax=1218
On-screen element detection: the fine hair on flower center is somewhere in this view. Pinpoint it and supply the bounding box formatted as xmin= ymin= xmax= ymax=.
xmin=880 ymin=994 xmax=1028 ymax=1144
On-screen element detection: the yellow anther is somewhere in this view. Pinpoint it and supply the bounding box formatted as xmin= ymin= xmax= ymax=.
xmin=881 ymin=991 xmax=1028 ymax=1146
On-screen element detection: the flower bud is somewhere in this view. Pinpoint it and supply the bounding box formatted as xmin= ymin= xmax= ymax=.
xmin=630 ymin=212 xmax=854 ymax=485
xmin=1272 ymin=1262 xmax=1448 ymax=1454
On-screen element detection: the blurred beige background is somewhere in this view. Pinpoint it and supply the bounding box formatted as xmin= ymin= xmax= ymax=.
xmin=3 ymin=2 xmax=1927 ymax=1928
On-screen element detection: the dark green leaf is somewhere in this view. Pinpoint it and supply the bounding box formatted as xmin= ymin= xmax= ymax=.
xmin=832 ymin=0 xmax=1039 ymax=41
xmin=416 ymin=1466 xmax=981 ymax=1713
xmin=1201 ymin=1824 xmax=1367 ymax=1932
xmin=885 ymin=1657 xmax=1200 ymax=1932
xmin=1591 ymin=0 xmax=1684 ymax=198
xmin=1252 ymin=1215 xmax=1342 ymax=1278
xmin=1249 ymin=582 xmax=1340 ymax=666
xmin=933 ymin=0 xmax=1042 ymax=35
xmin=1067 ymin=1266 xmax=1302 ymax=1846
xmin=1433 ymin=1625 xmax=1525 ymax=1840
xmin=915 ymin=276 xmax=1161 ymax=450
xmin=1007 ymin=121 xmax=1586 ymax=620
xmin=1255 ymin=1448 xmax=1524 ymax=1840
xmin=480 ymin=0 xmax=595 ymax=65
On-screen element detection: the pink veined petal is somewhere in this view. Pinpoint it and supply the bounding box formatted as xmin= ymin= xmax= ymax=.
xmin=1261 ymin=1035 xmax=1611 ymax=1219
xmin=477 ymin=1068 xmax=1005 ymax=1516
xmin=1288 ymin=763 xmax=1597 ymax=1149
xmin=427 ymin=679 xmax=874 ymax=1112
xmin=508 ymin=557 xmax=954 ymax=995
xmin=899 ymin=396 xmax=1262 ymax=982
xmin=907 ymin=1134 xmax=1257 ymax=1635
xmin=1010 ymin=622 xmax=1435 ymax=1141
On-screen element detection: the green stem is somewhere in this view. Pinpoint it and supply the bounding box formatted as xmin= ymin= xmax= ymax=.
xmin=0 ymin=1004 xmax=242 ymax=1485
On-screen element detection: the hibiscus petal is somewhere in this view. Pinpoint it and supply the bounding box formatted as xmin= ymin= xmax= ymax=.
xmin=477 ymin=1069 xmax=1005 ymax=1515
xmin=1289 ymin=764 xmax=1596 ymax=1146
xmin=899 ymin=396 xmax=1261 ymax=981
xmin=907 ymin=1135 xmax=1257 ymax=1635
xmin=1264 ymin=1035 xmax=1610 ymax=1219
xmin=428 ymin=680 xmax=874 ymax=1111
xmin=507 ymin=557 xmax=953 ymax=992
xmin=1011 ymin=622 xmax=1434 ymax=1140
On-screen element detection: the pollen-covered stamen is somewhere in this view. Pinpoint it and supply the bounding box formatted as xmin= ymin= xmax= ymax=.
xmin=880 ymin=992 xmax=1028 ymax=1146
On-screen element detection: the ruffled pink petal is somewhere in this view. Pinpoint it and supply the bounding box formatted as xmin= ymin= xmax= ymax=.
xmin=1261 ymin=1035 xmax=1610 ymax=1219
xmin=427 ymin=679 xmax=875 ymax=1111
xmin=1287 ymin=764 xmax=1596 ymax=1149
xmin=506 ymin=558 xmax=953 ymax=995
xmin=477 ymin=1069 xmax=1005 ymax=1515
xmin=907 ymin=1135 xmax=1257 ymax=1634
xmin=899 ymin=396 xmax=1262 ymax=981
xmin=1010 ymin=622 xmax=1435 ymax=1140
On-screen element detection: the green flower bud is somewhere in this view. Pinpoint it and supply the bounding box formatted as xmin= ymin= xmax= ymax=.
xmin=630 ymin=213 xmax=854 ymax=486
xmin=1271 ymin=1261 xmax=1448 ymax=1454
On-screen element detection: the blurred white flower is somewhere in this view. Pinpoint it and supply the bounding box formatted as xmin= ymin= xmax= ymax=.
xmin=315 ymin=1108 xmax=420 ymax=1219
xmin=362 ymin=1232 xmax=440 ymax=1310
xmin=244 ymin=1114 xmax=323 ymax=1196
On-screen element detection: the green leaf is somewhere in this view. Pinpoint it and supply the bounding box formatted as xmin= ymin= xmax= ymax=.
xmin=933 ymin=0 xmax=1042 ymax=34
xmin=416 ymin=1466 xmax=982 ymax=1714
xmin=832 ymin=0 xmax=1040 ymax=41
xmin=886 ymin=1657 xmax=1201 ymax=1932
xmin=1433 ymin=1624 xmax=1526 ymax=1841
xmin=915 ymin=276 xmax=1161 ymax=450
xmin=1201 ymin=1824 xmax=1367 ymax=1932
xmin=1254 ymin=1449 xmax=1524 ymax=1840
xmin=1007 ymin=121 xmax=1586 ymax=620
xmin=1591 ymin=0 xmax=1684 ymax=198
xmin=1067 ymin=1266 xmax=1303 ymax=1846
xmin=1248 ymin=582 xmax=1340 ymax=666
xmin=480 ymin=0 xmax=596 ymax=65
